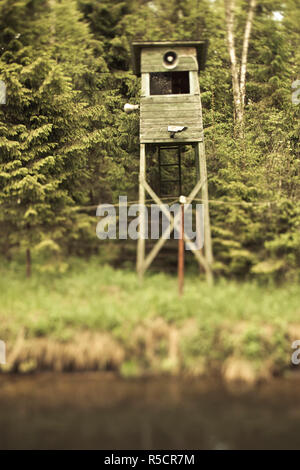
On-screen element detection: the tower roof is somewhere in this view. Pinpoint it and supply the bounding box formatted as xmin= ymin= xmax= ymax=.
xmin=131 ymin=40 xmax=209 ymax=76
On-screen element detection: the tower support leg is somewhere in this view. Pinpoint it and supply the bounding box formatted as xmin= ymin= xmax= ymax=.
xmin=137 ymin=143 xmax=146 ymax=279
xmin=196 ymin=142 xmax=213 ymax=269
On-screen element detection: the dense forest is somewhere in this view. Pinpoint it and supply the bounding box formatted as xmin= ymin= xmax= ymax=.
xmin=0 ymin=0 xmax=299 ymax=280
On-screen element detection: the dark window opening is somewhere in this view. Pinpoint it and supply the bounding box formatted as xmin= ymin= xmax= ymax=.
xmin=150 ymin=71 xmax=190 ymax=95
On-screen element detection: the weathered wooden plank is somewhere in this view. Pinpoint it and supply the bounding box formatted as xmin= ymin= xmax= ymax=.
xmin=197 ymin=141 xmax=213 ymax=269
xmin=141 ymin=73 xmax=150 ymax=97
xmin=141 ymin=105 xmax=198 ymax=109
xmin=140 ymin=123 xmax=202 ymax=130
xmin=140 ymin=114 xmax=202 ymax=142
xmin=141 ymin=109 xmax=200 ymax=115
xmin=141 ymin=138 xmax=201 ymax=143
xmin=141 ymin=117 xmax=200 ymax=124
xmin=141 ymin=105 xmax=200 ymax=110
xmin=141 ymin=46 xmax=197 ymax=56
xmin=141 ymin=46 xmax=198 ymax=73
xmin=142 ymin=62 xmax=198 ymax=73
xmin=140 ymin=132 xmax=202 ymax=138
xmin=141 ymin=128 xmax=200 ymax=135
xmin=141 ymin=102 xmax=201 ymax=111
xmin=189 ymin=71 xmax=200 ymax=95
xmin=141 ymin=113 xmax=200 ymax=120
xmin=141 ymin=111 xmax=200 ymax=117
xmin=140 ymin=135 xmax=202 ymax=142
xmin=141 ymin=46 xmax=196 ymax=62
xmin=141 ymin=47 xmax=197 ymax=70
xmin=141 ymin=95 xmax=199 ymax=104
xmin=140 ymin=131 xmax=203 ymax=138
xmin=139 ymin=71 xmax=202 ymax=142
xmin=141 ymin=129 xmax=201 ymax=134
xmin=132 ymin=41 xmax=208 ymax=75
xmin=141 ymin=119 xmax=201 ymax=125
xmin=141 ymin=116 xmax=200 ymax=122
xmin=141 ymin=110 xmax=200 ymax=117
xmin=141 ymin=100 xmax=200 ymax=108
xmin=142 ymin=57 xmax=196 ymax=66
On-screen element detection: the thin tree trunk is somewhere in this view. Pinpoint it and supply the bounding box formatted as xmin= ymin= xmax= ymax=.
xmin=224 ymin=0 xmax=256 ymax=137
xmin=49 ymin=0 xmax=56 ymax=44
xmin=224 ymin=0 xmax=243 ymax=125
xmin=240 ymin=0 xmax=257 ymax=109
xmin=26 ymin=248 xmax=31 ymax=278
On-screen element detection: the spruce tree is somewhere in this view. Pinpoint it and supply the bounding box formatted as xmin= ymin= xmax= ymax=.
xmin=0 ymin=0 xmax=94 ymax=273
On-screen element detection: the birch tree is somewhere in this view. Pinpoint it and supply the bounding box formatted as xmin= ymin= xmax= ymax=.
xmin=224 ymin=0 xmax=257 ymax=134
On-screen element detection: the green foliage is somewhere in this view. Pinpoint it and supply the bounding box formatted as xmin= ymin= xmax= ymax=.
xmin=0 ymin=0 xmax=299 ymax=280
xmin=0 ymin=260 xmax=298 ymax=374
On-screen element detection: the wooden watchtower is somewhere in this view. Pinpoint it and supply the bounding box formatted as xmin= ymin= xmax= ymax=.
xmin=131 ymin=41 xmax=213 ymax=282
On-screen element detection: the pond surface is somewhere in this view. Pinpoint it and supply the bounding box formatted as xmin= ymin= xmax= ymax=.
xmin=0 ymin=372 xmax=300 ymax=449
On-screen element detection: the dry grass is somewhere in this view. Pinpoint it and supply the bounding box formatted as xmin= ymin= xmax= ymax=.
xmin=4 ymin=331 xmax=125 ymax=373
xmin=0 ymin=260 xmax=299 ymax=382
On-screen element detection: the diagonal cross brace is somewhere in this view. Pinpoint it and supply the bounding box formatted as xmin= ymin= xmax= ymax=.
xmin=140 ymin=178 xmax=213 ymax=283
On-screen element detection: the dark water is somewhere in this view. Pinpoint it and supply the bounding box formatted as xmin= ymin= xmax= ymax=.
xmin=0 ymin=372 xmax=300 ymax=450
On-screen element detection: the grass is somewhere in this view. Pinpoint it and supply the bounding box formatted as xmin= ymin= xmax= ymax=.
xmin=0 ymin=257 xmax=299 ymax=380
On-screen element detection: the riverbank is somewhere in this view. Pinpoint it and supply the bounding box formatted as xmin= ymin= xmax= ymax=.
xmin=1 ymin=259 xmax=299 ymax=384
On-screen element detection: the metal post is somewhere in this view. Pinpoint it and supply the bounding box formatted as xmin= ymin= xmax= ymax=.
xmin=178 ymin=203 xmax=184 ymax=296
xmin=178 ymin=145 xmax=182 ymax=196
